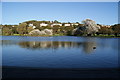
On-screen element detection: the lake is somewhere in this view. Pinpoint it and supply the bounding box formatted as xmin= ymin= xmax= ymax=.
xmin=1 ymin=36 xmax=119 ymax=69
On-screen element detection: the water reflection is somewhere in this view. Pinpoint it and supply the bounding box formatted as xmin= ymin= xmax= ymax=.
xmin=18 ymin=41 xmax=82 ymax=49
xmin=1 ymin=40 xmax=18 ymax=46
xmin=2 ymin=40 xmax=97 ymax=53
xmin=83 ymin=42 xmax=96 ymax=53
xmin=1 ymin=36 xmax=119 ymax=69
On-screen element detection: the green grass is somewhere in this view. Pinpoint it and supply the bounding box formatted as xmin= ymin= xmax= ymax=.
xmin=13 ymin=34 xmax=20 ymax=36
xmin=94 ymin=34 xmax=120 ymax=38
xmin=53 ymin=34 xmax=64 ymax=36
xmin=1 ymin=33 xmax=120 ymax=38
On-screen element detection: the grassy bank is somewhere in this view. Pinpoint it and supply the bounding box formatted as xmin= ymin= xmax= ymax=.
xmin=1 ymin=34 xmax=120 ymax=38
xmin=94 ymin=34 xmax=120 ymax=38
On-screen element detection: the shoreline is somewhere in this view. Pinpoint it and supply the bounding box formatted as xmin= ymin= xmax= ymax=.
xmin=1 ymin=35 xmax=120 ymax=38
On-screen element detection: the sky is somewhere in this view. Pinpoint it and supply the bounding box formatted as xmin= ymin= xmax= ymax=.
xmin=1 ymin=2 xmax=118 ymax=25
xmin=0 ymin=2 xmax=2 ymax=24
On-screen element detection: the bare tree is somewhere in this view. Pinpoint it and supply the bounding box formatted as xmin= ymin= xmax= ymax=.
xmin=82 ymin=19 xmax=99 ymax=36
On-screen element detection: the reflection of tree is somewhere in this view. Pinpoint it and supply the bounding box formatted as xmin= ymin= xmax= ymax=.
xmin=1 ymin=40 xmax=18 ymax=46
xmin=18 ymin=41 xmax=82 ymax=50
xmin=2 ymin=40 xmax=98 ymax=54
xmin=18 ymin=41 xmax=97 ymax=54
xmin=83 ymin=42 xmax=97 ymax=54
xmin=82 ymin=37 xmax=97 ymax=54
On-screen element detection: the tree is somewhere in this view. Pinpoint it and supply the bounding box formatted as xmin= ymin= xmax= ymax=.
xmin=73 ymin=26 xmax=87 ymax=36
xmin=111 ymin=24 xmax=120 ymax=36
xmin=17 ymin=23 xmax=27 ymax=35
xmin=2 ymin=27 xmax=13 ymax=35
xmin=81 ymin=19 xmax=99 ymax=36
xmin=52 ymin=25 xmax=60 ymax=34
xmin=53 ymin=20 xmax=60 ymax=23
xmin=98 ymin=27 xmax=113 ymax=35
xmin=33 ymin=22 xmax=40 ymax=30
xmin=0 ymin=25 xmax=3 ymax=35
xmin=27 ymin=26 xmax=34 ymax=33
xmin=65 ymin=26 xmax=74 ymax=35
xmin=12 ymin=25 xmax=19 ymax=34
xmin=23 ymin=20 xmax=37 ymax=24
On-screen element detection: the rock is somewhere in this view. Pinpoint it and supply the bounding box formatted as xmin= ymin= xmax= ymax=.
xmin=29 ymin=29 xmax=53 ymax=36
xmin=72 ymin=28 xmax=77 ymax=35
xmin=41 ymin=31 xmax=46 ymax=35
xmin=29 ymin=29 xmax=41 ymax=36
xmin=43 ymin=29 xmax=53 ymax=35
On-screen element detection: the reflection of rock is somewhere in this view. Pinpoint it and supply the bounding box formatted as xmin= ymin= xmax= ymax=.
xmin=29 ymin=29 xmax=52 ymax=36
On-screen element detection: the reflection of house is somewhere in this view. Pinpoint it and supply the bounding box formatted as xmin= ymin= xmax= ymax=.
xmin=40 ymin=23 xmax=48 ymax=27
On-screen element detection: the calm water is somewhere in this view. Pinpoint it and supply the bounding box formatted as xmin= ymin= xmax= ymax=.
xmin=1 ymin=36 xmax=119 ymax=69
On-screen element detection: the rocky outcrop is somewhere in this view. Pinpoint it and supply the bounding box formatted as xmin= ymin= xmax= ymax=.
xmin=43 ymin=29 xmax=53 ymax=35
xmin=29 ymin=29 xmax=53 ymax=36
xmin=72 ymin=26 xmax=87 ymax=36
xmin=29 ymin=29 xmax=41 ymax=36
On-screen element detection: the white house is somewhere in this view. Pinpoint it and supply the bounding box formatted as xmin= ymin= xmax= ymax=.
xmin=71 ymin=23 xmax=79 ymax=26
xmin=29 ymin=23 xmax=34 ymax=27
xmin=40 ymin=23 xmax=48 ymax=27
xmin=51 ymin=23 xmax=62 ymax=27
xmin=33 ymin=26 xmax=36 ymax=29
xmin=12 ymin=25 xmax=15 ymax=27
xmin=100 ymin=25 xmax=111 ymax=28
xmin=105 ymin=25 xmax=111 ymax=28
xmin=64 ymin=23 xmax=71 ymax=26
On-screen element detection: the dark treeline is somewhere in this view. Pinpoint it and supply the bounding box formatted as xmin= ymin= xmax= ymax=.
xmin=0 ymin=19 xmax=120 ymax=37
